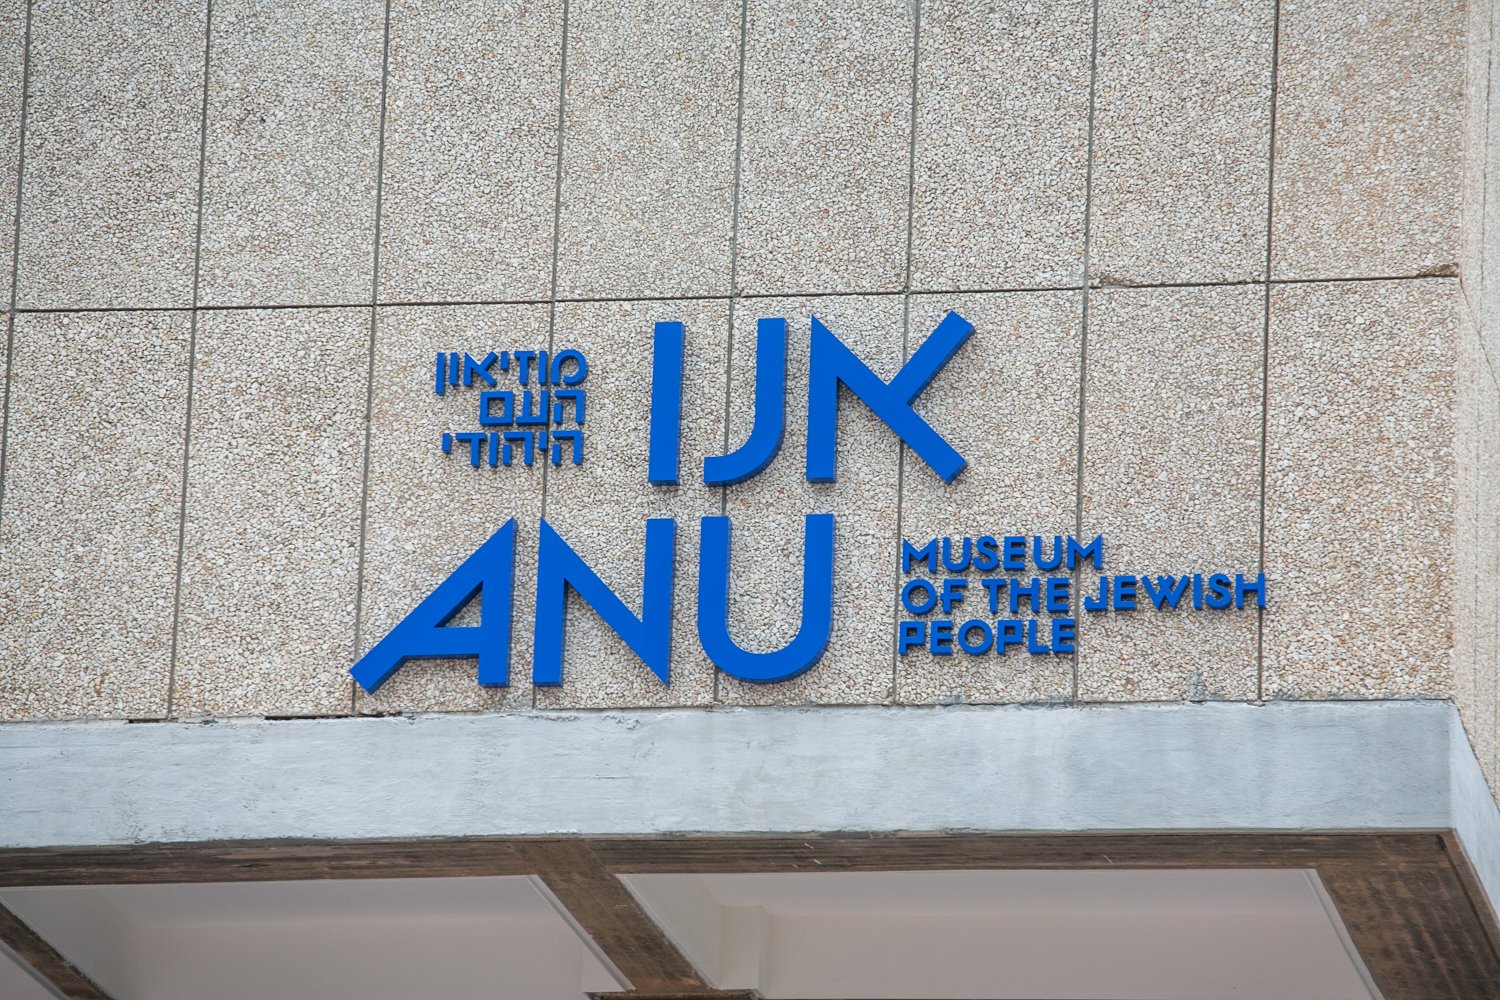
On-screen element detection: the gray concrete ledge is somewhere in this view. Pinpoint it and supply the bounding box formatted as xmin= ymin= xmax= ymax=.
xmin=0 ymin=700 xmax=1467 ymax=847
xmin=12 ymin=698 xmax=1500 ymax=931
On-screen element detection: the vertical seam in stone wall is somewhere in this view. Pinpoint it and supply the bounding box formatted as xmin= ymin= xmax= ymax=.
xmin=1485 ymin=363 xmax=1496 ymax=782
xmin=165 ymin=0 xmax=215 ymax=721
xmin=1478 ymin=2 xmax=1500 ymax=390
xmin=714 ymin=0 xmax=750 ymax=703
xmin=1071 ymin=0 xmax=1102 ymax=703
xmin=1473 ymin=1 xmax=1493 ymax=330
xmin=1462 ymin=290 xmax=1481 ymax=751
xmin=1461 ymin=308 xmax=1478 ymax=753
xmin=1492 ymin=394 xmax=1499 ymax=785
xmin=1452 ymin=284 xmax=1476 ymax=740
xmin=1256 ymin=0 xmax=1283 ymax=703
xmin=0 ymin=0 xmax=34 ymax=542
xmin=890 ymin=0 xmax=921 ymax=702
xmin=351 ymin=0 xmax=395 ymax=716
xmin=537 ymin=0 xmax=571 ymax=709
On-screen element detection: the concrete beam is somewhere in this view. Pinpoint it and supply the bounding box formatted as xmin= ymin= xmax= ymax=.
xmin=0 ymin=700 xmax=1459 ymax=847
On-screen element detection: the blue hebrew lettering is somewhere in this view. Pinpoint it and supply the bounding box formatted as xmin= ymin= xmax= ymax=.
xmin=806 ymin=310 xmax=974 ymax=484
xmin=647 ymin=321 xmax=685 ymax=485
xmin=479 ymin=390 xmax=514 ymax=426
xmin=552 ymin=389 xmax=585 ymax=425
xmin=454 ymin=431 xmax=485 ymax=467
xmin=704 ymin=317 xmax=786 ymax=486
xmin=503 ymin=430 xmax=535 ymax=466
xmin=515 ymin=350 xmax=538 ymax=385
xmin=463 ymin=352 xmax=499 ymax=387
xmin=552 ymin=429 xmax=583 ymax=466
xmin=516 ymin=390 xmax=549 ymax=426
xmin=551 ymin=349 xmax=588 ymax=385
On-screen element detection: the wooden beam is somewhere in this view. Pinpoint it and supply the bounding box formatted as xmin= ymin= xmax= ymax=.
xmin=586 ymin=830 xmax=1445 ymax=873
xmin=0 ymin=831 xmax=1496 ymax=999
xmin=0 ymin=899 xmax=114 ymax=1000
xmin=0 ymin=831 xmax=1448 ymax=885
xmin=1320 ymin=858 xmax=1500 ymax=999
xmin=1440 ymin=830 xmax=1500 ymax=958
xmin=517 ymin=840 xmax=717 ymax=997
xmin=0 ymin=837 xmax=530 ymax=886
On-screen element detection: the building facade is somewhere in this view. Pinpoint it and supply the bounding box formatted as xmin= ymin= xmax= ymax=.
xmin=2 ymin=1 xmax=1500 ymax=997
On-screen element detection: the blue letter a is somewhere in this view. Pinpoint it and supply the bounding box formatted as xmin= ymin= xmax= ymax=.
xmin=806 ymin=310 xmax=974 ymax=483
xmin=350 ymin=519 xmax=517 ymax=693
xmin=534 ymin=518 xmax=677 ymax=686
xmin=697 ymin=513 xmax=834 ymax=683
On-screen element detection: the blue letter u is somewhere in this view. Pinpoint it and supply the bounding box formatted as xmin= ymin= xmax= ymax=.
xmin=697 ymin=513 xmax=834 ymax=683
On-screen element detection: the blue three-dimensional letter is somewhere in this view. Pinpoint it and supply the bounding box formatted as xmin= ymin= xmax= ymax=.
xmin=806 ymin=311 xmax=974 ymax=483
xmin=697 ymin=513 xmax=834 ymax=682
xmin=350 ymin=520 xmax=517 ymax=693
xmin=533 ymin=518 xmax=677 ymax=686
xmin=703 ymin=318 xmax=788 ymax=486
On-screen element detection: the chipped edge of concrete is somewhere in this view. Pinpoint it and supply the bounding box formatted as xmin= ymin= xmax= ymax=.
xmin=0 ymin=700 xmax=1461 ymax=849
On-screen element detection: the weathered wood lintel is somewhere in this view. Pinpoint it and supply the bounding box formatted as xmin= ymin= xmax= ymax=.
xmin=0 ymin=899 xmax=113 ymax=1000
xmin=0 ymin=830 xmax=1496 ymax=1000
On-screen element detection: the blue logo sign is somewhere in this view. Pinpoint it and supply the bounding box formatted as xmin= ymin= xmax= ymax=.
xmin=351 ymin=310 xmax=1267 ymax=692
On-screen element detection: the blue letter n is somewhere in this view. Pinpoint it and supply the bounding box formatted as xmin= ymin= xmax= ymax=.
xmin=533 ymin=518 xmax=677 ymax=686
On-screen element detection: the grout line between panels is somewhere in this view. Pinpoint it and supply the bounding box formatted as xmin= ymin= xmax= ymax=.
xmin=540 ymin=0 xmax=571 ymax=528
xmin=1492 ymin=431 xmax=1500 ymax=788
xmin=2 ymin=271 xmax=1469 ymax=318
xmin=0 ymin=0 xmax=33 ymax=546
xmin=1468 ymin=356 xmax=1483 ymax=763
xmin=890 ymin=0 xmax=921 ymax=704
xmin=1482 ymin=358 xmax=1495 ymax=791
xmin=1489 ymin=77 xmax=1500 ymax=794
xmin=1485 ymin=10 xmax=1500 ymax=399
xmin=1070 ymin=0 xmax=1102 ymax=703
xmin=714 ymin=0 xmax=751 ymax=703
xmin=1474 ymin=1 xmax=1494 ymax=349
xmin=164 ymin=0 xmax=215 ymax=722
xmin=536 ymin=0 xmax=571 ymax=710
xmin=1256 ymin=0 xmax=1282 ymax=703
xmin=350 ymin=0 xmax=395 ymax=717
